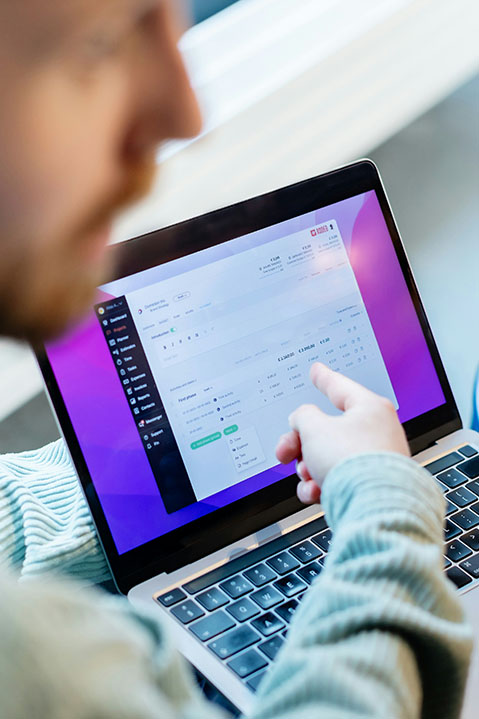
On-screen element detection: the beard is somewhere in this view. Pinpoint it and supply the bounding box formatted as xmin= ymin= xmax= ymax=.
xmin=0 ymin=158 xmax=156 ymax=345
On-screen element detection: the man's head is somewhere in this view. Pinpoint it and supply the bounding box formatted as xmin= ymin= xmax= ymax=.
xmin=0 ymin=0 xmax=201 ymax=343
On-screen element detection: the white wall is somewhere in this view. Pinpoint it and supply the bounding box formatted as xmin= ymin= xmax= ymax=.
xmin=0 ymin=0 xmax=478 ymax=424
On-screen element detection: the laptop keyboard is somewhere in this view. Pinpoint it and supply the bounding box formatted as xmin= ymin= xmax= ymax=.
xmin=156 ymin=444 xmax=479 ymax=694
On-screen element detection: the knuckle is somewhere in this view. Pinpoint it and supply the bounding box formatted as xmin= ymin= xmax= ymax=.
xmin=378 ymin=397 xmax=396 ymax=415
xmin=297 ymin=403 xmax=315 ymax=415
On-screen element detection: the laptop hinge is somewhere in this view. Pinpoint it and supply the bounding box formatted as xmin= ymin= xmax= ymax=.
xmin=409 ymin=417 xmax=462 ymax=456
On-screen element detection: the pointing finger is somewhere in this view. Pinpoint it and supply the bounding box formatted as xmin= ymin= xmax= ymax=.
xmin=310 ymin=362 xmax=377 ymax=412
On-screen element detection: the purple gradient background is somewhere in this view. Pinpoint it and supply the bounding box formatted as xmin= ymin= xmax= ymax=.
xmin=47 ymin=191 xmax=445 ymax=554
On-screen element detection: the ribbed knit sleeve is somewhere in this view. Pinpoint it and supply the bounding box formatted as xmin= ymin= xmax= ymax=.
xmin=250 ymin=453 xmax=473 ymax=719
xmin=0 ymin=450 xmax=473 ymax=718
xmin=0 ymin=440 xmax=111 ymax=583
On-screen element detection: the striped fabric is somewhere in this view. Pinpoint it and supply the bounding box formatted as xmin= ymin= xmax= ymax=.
xmin=0 ymin=440 xmax=111 ymax=583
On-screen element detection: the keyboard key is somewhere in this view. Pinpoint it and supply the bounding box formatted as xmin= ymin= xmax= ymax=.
xmin=208 ymin=625 xmax=260 ymax=659
xmin=259 ymin=634 xmax=285 ymax=660
xmin=157 ymin=588 xmax=186 ymax=607
xmin=457 ymin=457 xmax=479 ymax=479
xmin=470 ymin=502 xmax=479 ymax=516
xmin=444 ymin=519 xmax=461 ymax=541
xmin=437 ymin=468 xmax=467 ymax=489
xmin=424 ymin=452 xmax=463 ymax=475
xmin=182 ymin=517 xmax=328 ymax=595
xmin=250 ymin=586 xmax=283 ymax=610
xmin=447 ymin=566 xmax=473 ymax=589
xmin=450 ymin=509 xmax=479 ymax=530
xmin=247 ymin=670 xmax=267 ymax=692
xmin=311 ymin=529 xmax=333 ymax=552
xmin=445 ymin=539 xmax=472 ymax=563
xmin=189 ymin=610 xmax=235 ymax=641
xmin=274 ymin=573 xmax=307 ymax=598
xmin=252 ymin=612 xmax=285 ymax=637
xmin=219 ymin=576 xmax=254 ymax=599
xmin=459 ymin=554 xmax=479 ymax=579
xmin=196 ymin=587 xmax=229 ymax=611
xmin=444 ymin=557 xmax=452 ymax=568
xmin=275 ymin=599 xmax=299 ymax=624
xmin=466 ymin=480 xmax=479 ymax=496
xmin=243 ymin=563 xmax=277 ymax=587
xmin=267 ymin=552 xmax=300 ymax=575
xmin=445 ymin=499 xmax=457 ymax=516
xmin=461 ymin=530 xmax=479 ymax=551
xmin=446 ymin=486 xmax=477 ymax=508
xmin=226 ymin=598 xmax=260 ymax=622
xmin=227 ymin=648 xmax=267 ymax=678
xmin=289 ymin=541 xmax=322 ymax=563
xmin=171 ymin=600 xmax=205 ymax=624
xmin=297 ymin=560 xmax=323 ymax=584
xmin=459 ymin=445 xmax=478 ymax=458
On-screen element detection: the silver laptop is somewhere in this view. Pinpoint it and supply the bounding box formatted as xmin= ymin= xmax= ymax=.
xmin=36 ymin=160 xmax=479 ymax=716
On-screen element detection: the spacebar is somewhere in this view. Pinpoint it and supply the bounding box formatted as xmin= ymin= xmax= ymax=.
xmin=182 ymin=515 xmax=327 ymax=594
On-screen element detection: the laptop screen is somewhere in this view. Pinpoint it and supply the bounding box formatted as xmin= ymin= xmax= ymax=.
xmin=45 ymin=189 xmax=446 ymax=556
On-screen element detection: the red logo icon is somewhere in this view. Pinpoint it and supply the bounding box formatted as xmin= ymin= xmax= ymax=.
xmin=310 ymin=225 xmax=329 ymax=236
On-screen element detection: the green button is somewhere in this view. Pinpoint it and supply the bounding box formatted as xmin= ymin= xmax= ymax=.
xmin=190 ymin=432 xmax=222 ymax=450
xmin=223 ymin=424 xmax=238 ymax=436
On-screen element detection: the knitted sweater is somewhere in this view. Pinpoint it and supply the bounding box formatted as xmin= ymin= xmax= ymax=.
xmin=0 ymin=442 xmax=472 ymax=718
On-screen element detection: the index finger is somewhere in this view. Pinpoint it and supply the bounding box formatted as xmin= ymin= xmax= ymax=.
xmin=310 ymin=362 xmax=378 ymax=412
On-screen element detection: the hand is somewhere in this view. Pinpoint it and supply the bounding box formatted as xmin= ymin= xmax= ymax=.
xmin=275 ymin=362 xmax=410 ymax=504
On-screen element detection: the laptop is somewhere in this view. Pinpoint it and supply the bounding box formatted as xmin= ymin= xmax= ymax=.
xmin=36 ymin=160 xmax=479 ymax=716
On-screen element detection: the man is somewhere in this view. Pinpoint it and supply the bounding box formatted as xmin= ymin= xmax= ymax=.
xmin=0 ymin=2 xmax=472 ymax=717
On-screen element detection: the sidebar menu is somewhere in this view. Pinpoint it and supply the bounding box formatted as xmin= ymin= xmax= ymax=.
xmin=95 ymin=296 xmax=197 ymax=514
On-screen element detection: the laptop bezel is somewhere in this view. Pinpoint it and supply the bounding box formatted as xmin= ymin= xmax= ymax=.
xmin=35 ymin=160 xmax=461 ymax=593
